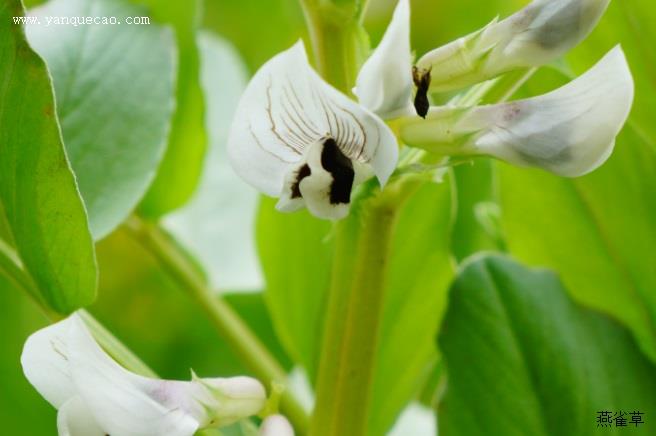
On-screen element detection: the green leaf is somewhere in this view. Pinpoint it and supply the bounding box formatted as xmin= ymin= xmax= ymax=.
xmin=438 ymin=255 xmax=656 ymax=436
xmin=369 ymin=178 xmax=454 ymax=436
xmin=256 ymin=200 xmax=333 ymax=381
xmin=26 ymin=0 xmax=177 ymax=239
xmin=499 ymin=128 xmax=656 ymax=361
xmin=0 ymin=0 xmax=96 ymax=313
xmin=138 ymin=0 xmax=208 ymax=217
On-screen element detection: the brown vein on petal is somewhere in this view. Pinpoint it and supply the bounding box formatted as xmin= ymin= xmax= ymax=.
xmin=249 ymin=126 xmax=296 ymax=163
xmin=265 ymin=77 xmax=302 ymax=155
xmin=286 ymin=84 xmax=322 ymax=138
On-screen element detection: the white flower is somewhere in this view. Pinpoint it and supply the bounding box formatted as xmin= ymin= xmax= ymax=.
xmin=227 ymin=41 xmax=398 ymax=220
xmin=21 ymin=313 xmax=266 ymax=436
xmin=416 ymin=0 xmax=611 ymax=92
xmin=260 ymin=414 xmax=295 ymax=436
xmin=354 ymin=0 xmax=414 ymax=119
xmin=401 ymin=46 xmax=634 ymax=177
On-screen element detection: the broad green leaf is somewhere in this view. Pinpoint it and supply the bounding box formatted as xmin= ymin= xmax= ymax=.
xmin=499 ymin=135 xmax=656 ymax=361
xmin=164 ymin=32 xmax=262 ymax=291
xmin=138 ymin=0 xmax=208 ymax=217
xmin=257 ymin=200 xmax=333 ymax=381
xmin=26 ymin=0 xmax=176 ymax=239
xmin=369 ymin=178 xmax=454 ymax=436
xmin=438 ymin=255 xmax=656 ymax=436
xmin=0 ymin=0 xmax=96 ymax=312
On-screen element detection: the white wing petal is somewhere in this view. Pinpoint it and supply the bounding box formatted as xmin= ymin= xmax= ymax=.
xmin=227 ymin=40 xmax=398 ymax=198
xmin=66 ymin=315 xmax=200 ymax=436
xmin=354 ymin=0 xmax=414 ymax=118
xmin=21 ymin=318 xmax=76 ymax=409
xmin=472 ymin=46 xmax=633 ymax=176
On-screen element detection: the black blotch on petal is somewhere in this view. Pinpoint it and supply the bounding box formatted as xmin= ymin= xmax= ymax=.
xmin=412 ymin=66 xmax=431 ymax=119
xmin=321 ymin=138 xmax=354 ymax=205
xmin=291 ymin=164 xmax=311 ymax=199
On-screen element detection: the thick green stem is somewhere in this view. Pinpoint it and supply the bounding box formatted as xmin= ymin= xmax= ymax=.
xmin=124 ymin=217 xmax=309 ymax=434
xmin=311 ymin=190 xmax=402 ymax=436
xmin=300 ymin=0 xmax=367 ymax=93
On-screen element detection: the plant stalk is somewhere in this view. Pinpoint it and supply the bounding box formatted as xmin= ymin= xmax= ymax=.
xmin=310 ymin=190 xmax=400 ymax=436
xmin=300 ymin=0 xmax=368 ymax=93
xmin=124 ymin=217 xmax=309 ymax=434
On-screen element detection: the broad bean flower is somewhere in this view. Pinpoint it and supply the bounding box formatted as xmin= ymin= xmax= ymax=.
xmin=21 ymin=313 xmax=266 ymax=436
xmin=228 ymin=0 xmax=633 ymax=220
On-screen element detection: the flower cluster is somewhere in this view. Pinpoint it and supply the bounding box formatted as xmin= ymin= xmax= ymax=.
xmin=228 ymin=0 xmax=633 ymax=220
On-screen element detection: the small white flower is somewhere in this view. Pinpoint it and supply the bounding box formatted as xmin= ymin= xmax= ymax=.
xmin=354 ymin=0 xmax=414 ymax=119
xmin=227 ymin=41 xmax=398 ymax=220
xmin=21 ymin=313 xmax=266 ymax=436
xmin=416 ymin=0 xmax=611 ymax=92
xmin=260 ymin=414 xmax=295 ymax=436
xmin=401 ymin=46 xmax=634 ymax=177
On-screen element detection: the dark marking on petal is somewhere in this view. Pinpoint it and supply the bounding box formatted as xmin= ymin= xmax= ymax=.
xmin=525 ymin=2 xmax=581 ymax=49
xmin=321 ymin=138 xmax=354 ymax=205
xmin=412 ymin=66 xmax=431 ymax=118
xmin=291 ymin=164 xmax=311 ymax=199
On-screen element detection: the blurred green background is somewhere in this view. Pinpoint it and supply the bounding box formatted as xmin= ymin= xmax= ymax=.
xmin=2 ymin=0 xmax=655 ymax=435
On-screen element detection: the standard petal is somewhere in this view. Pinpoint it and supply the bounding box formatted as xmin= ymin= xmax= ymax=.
xmin=66 ymin=314 xmax=200 ymax=436
xmin=57 ymin=396 xmax=105 ymax=436
xmin=402 ymin=47 xmax=634 ymax=177
xmin=21 ymin=318 xmax=76 ymax=409
xmin=260 ymin=414 xmax=295 ymax=436
xmin=417 ymin=0 xmax=611 ymax=92
xmin=354 ymin=0 xmax=414 ymax=118
xmin=227 ymin=40 xmax=398 ymax=199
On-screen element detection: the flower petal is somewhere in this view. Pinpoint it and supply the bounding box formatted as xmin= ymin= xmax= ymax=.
xmin=227 ymin=40 xmax=398 ymax=199
xmin=21 ymin=318 xmax=76 ymax=408
xmin=417 ymin=0 xmax=611 ymax=92
xmin=260 ymin=414 xmax=295 ymax=436
xmin=402 ymin=47 xmax=634 ymax=177
xmin=354 ymin=0 xmax=414 ymax=118
xmin=473 ymin=46 xmax=633 ymax=176
xmin=57 ymin=396 xmax=105 ymax=436
xmin=275 ymin=137 xmax=356 ymax=220
xmin=66 ymin=314 xmax=200 ymax=436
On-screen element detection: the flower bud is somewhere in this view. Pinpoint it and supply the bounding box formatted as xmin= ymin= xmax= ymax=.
xmin=416 ymin=0 xmax=611 ymax=92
